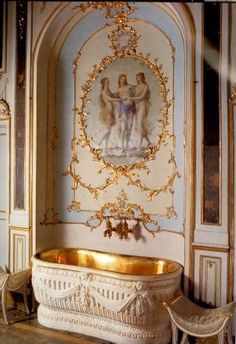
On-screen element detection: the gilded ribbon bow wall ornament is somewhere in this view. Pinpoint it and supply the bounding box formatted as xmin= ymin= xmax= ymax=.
xmin=64 ymin=2 xmax=180 ymax=236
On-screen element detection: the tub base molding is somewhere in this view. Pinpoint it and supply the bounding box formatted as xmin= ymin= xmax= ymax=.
xmin=38 ymin=305 xmax=171 ymax=344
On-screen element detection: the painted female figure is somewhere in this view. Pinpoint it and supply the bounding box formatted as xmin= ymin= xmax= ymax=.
xmin=117 ymin=74 xmax=136 ymax=152
xmin=98 ymin=77 xmax=119 ymax=154
xmin=131 ymin=72 xmax=152 ymax=149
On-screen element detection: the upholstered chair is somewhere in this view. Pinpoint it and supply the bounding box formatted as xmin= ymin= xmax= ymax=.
xmin=164 ymin=294 xmax=235 ymax=344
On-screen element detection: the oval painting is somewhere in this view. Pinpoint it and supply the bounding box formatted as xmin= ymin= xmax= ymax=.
xmin=85 ymin=56 xmax=164 ymax=166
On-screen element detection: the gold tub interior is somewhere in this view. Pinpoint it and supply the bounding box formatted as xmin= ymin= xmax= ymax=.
xmin=36 ymin=248 xmax=180 ymax=275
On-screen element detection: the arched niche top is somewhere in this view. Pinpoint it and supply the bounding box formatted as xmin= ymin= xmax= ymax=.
xmin=34 ymin=2 xmax=195 ymax=72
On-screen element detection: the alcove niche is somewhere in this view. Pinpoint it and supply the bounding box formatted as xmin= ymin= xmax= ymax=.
xmin=32 ymin=2 xmax=194 ymax=283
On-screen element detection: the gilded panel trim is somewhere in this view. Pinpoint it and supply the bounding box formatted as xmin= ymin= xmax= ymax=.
xmin=192 ymin=244 xmax=229 ymax=253
xmin=228 ymin=84 xmax=236 ymax=302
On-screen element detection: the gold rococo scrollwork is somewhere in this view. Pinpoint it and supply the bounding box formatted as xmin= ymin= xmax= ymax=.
xmin=67 ymin=200 xmax=81 ymax=213
xmin=74 ymin=3 xmax=139 ymax=54
xmin=109 ymin=25 xmax=140 ymax=54
xmin=166 ymin=205 xmax=178 ymax=219
xmin=86 ymin=190 xmax=161 ymax=239
xmin=64 ymin=49 xmax=179 ymax=201
xmin=74 ymin=2 xmax=137 ymax=26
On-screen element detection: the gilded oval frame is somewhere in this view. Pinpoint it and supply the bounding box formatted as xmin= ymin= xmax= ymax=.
xmin=77 ymin=50 xmax=173 ymax=175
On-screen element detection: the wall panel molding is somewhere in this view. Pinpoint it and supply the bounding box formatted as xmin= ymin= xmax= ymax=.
xmin=195 ymin=4 xmax=229 ymax=238
xmin=199 ymin=255 xmax=222 ymax=306
xmin=9 ymin=226 xmax=31 ymax=272
xmin=0 ymin=101 xmax=10 ymax=269
xmin=194 ymin=248 xmax=227 ymax=307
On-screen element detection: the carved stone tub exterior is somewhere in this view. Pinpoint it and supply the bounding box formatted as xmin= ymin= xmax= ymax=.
xmin=32 ymin=248 xmax=182 ymax=344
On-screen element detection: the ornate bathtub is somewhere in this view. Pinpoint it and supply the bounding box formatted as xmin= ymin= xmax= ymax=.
xmin=32 ymin=248 xmax=182 ymax=344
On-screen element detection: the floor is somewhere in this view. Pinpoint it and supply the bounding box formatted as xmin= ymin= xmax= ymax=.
xmin=0 ymin=308 xmax=111 ymax=344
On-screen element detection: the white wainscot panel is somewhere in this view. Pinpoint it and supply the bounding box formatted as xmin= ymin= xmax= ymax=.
xmin=9 ymin=227 xmax=30 ymax=272
xmin=194 ymin=249 xmax=227 ymax=307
